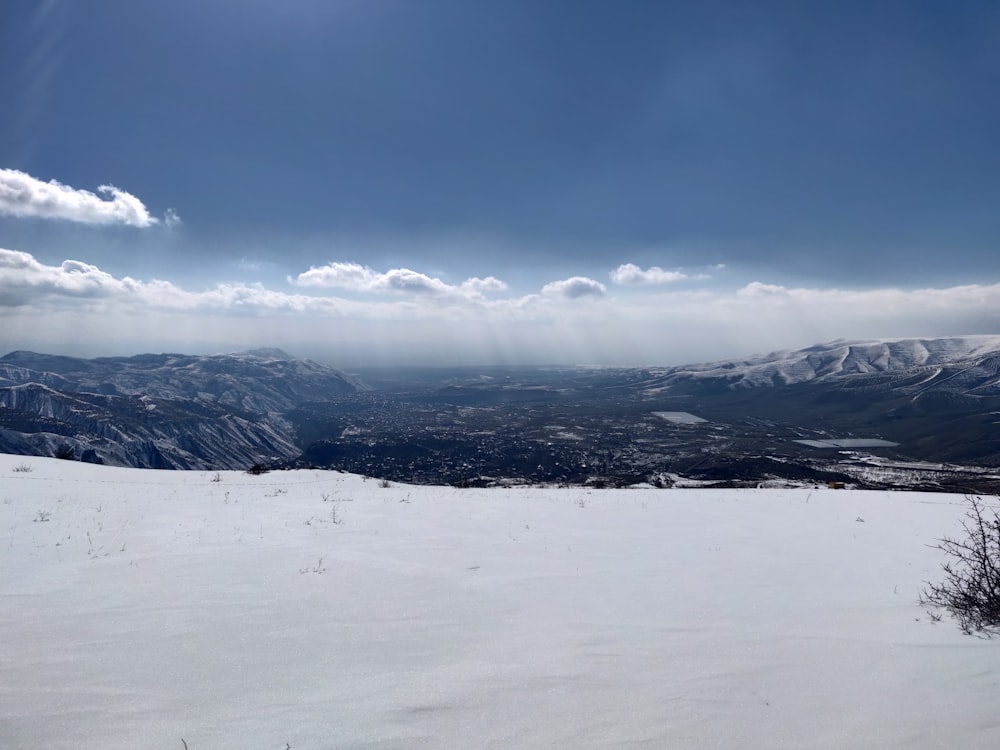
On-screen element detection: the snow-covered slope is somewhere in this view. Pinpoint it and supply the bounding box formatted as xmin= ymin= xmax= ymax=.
xmin=2 ymin=455 xmax=996 ymax=749
xmin=0 ymin=348 xmax=369 ymax=412
xmin=0 ymin=349 xmax=369 ymax=469
xmin=660 ymin=335 xmax=1000 ymax=389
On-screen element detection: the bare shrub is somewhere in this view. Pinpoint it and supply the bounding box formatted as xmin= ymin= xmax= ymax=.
xmin=922 ymin=495 xmax=1000 ymax=635
xmin=12 ymin=463 xmax=33 ymax=473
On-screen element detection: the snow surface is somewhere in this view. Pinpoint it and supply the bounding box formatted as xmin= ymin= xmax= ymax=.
xmin=795 ymin=438 xmax=900 ymax=448
xmin=652 ymin=411 xmax=708 ymax=425
xmin=2 ymin=455 xmax=999 ymax=749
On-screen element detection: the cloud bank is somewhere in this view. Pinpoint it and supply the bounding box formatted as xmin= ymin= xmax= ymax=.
xmin=4 ymin=248 xmax=1000 ymax=366
xmin=0 ymin=168 xmax=172 ymax=227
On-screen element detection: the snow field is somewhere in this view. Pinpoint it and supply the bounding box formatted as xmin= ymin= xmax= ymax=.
xmin=1 ymin=455 xmax=998 ymax=749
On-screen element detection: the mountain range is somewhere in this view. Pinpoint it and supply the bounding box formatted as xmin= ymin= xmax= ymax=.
xmin=2 ymin=337 xmax=999 ymax=483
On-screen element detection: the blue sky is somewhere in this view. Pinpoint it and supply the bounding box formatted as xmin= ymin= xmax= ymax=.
xmin=2 ymin=0 xmax=1000 ymax=366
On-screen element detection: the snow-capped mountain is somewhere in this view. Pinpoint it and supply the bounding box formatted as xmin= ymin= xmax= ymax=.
xmin=648 ymin=335 xmax=1000 ymax=392
xmin=0 ymin=349 xmax=368 ymax=469
xmin=0 ymin=348 xmax=368 ymax=411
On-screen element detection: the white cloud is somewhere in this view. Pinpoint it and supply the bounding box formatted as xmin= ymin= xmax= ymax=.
xmin=0 ymin=248 xmax=142 ymax=304
xmin=609 ymin=263 xmax=690 ymax=285
xmin=6 ymin=247 xmax=1000 ymax=367
xmin=294 ymin=262 xmax=376 ymax=290
xmin=0 ymin=168 xmax=172 ymax=227
xmin=379 ymin=268 xmax=452 ymax=295
xmin=0 ymin=248 xmax=334 ymax=313
xmin=460 ymin=276 xmax=508 ymax=294
xmin=738 ymin=281 xmax=788 ymax=297
xmin=163 ymin=208 xmax=182 ymax=227
xmin=292 ymin=262 xmax=507 ymax=299
xmin=542 ymin=276 xmax=607 ymax=299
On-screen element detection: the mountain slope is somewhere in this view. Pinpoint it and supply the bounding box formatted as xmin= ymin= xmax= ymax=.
xmin=652 ymin=336 xmax=1000 ymax=391
xmin=632 ymin=336 xmax=1000 ymax=469
xmin=0 ymin=349 xmax=367 ymax=469
xmin=0 ymin=348 xmax=368 ymax=411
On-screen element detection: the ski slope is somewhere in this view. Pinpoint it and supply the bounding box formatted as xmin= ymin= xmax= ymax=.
xmin=1 ymin=455 xmax=997 ymax=749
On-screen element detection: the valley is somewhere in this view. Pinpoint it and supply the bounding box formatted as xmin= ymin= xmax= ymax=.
xmin=3 ymin=337 xmax=1000 ymax=493
xmin=286 ymin=363 xmax=1000 ymax=493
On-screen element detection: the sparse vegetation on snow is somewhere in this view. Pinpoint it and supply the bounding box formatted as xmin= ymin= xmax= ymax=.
xmin=922 ymin=495 xmax=1000 ymax=634
xmin=2 ymin=454 xmax=999 ymax=749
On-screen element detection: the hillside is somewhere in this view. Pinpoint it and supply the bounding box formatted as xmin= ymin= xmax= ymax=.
xmin=0 ymin=349 xmax=367 ymax=469
xmin=653 ymin=336 xmax=1000 ymax=389
xmin=1 ymin=455 xmax=996 ymax=749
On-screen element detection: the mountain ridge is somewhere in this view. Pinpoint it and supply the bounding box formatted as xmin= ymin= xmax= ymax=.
xmin=648 ymin=335 xmax=1000 ymax=391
